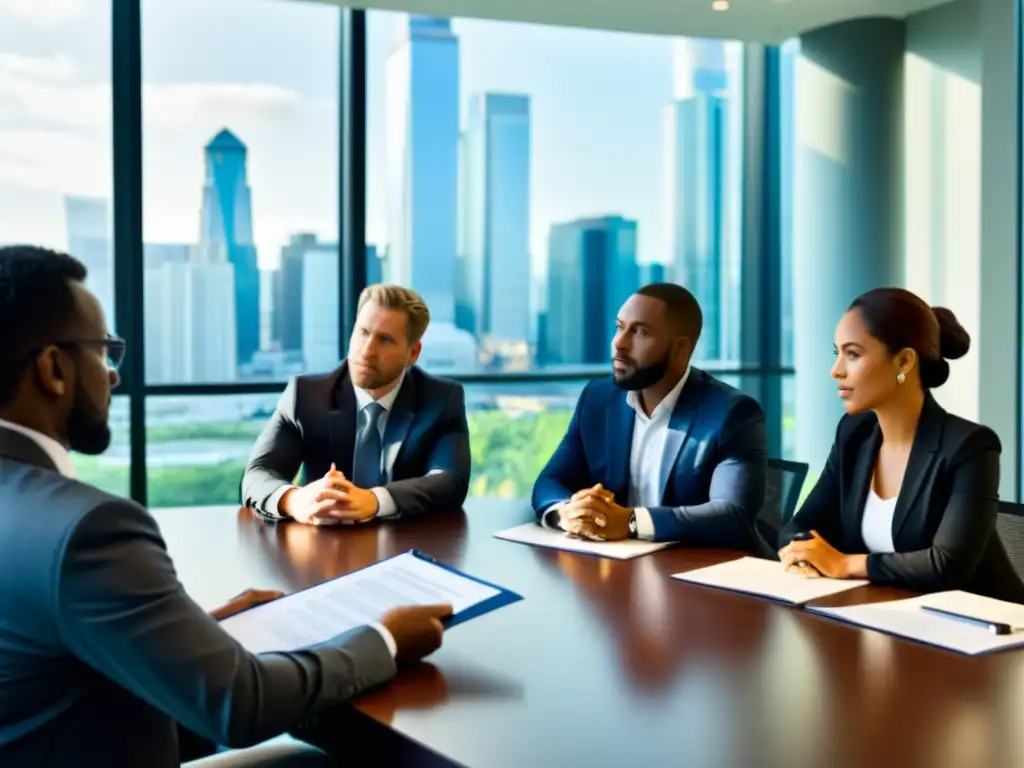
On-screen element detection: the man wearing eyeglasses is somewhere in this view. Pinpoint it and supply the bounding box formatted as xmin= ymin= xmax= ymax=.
xmin=0 ymin=246 xmax=451 ymax=767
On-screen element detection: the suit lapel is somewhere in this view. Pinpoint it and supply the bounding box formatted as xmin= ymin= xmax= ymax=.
xmin=0 ymin=426 xmax=58 ymax=472
xmin=659 ymin=374 xmax=700 ymax=503
xmin=892 ymin=395 xmax=942 ymax=542
xmin=606 ymin=391 xmax=635 ymax=499
xmin=382 ymin=371 xmax=416 ymax=474
xmin=847 ymin=423 xmax=881 ymax=547
xmin=328 ymin=363 xmax=359 ymax=476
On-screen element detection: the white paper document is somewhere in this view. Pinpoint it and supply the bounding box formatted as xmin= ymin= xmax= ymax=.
xmin=807 ymin=590 xmax=1024 ymax=655
xmin=493 ymin=523 xmax=672 ymax=560
xmin=670 ymin=556 xmax=870 ymax=604
xmin=219 ymin=551 xmax=503 ymax=654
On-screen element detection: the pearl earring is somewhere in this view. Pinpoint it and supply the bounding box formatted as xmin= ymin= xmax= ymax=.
xmin=897 ymin=371 xmax=906 ymax=384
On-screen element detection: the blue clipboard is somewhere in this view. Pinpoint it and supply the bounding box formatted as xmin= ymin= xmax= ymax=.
xmin=405 ymin=549 xmax=523 ymax=628
xmin=219 ymin=548 xmax=522 ymax=630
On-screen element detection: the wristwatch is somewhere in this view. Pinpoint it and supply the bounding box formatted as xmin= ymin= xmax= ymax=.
xmin=627 ymin=510 xmax=638 ymax=539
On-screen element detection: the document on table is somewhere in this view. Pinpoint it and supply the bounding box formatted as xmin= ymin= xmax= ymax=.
xmin=806 ymin=590 xmax=1024 ymax=656
xmin=493 ymin=523 xmax=673 ymax=560
xmin=670 ymin=556 xmax=870 ymax=605
xmin=218 ymin=550 xmax=521 ymax=654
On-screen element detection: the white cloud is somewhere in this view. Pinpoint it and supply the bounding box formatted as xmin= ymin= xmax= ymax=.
xmin=143 ymin=82 xmax=303 ymax=128
xmin=0 ymin=49 xmax=334 ymax=262
xmin=0 ymin=0 xmax=83 ymax=26
xmin=0 ymin=52 xmax=77 ymax=81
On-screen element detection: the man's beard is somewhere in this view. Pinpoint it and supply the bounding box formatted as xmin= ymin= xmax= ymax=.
xmin=67 ymin=380 xmax=111 ymax=455
xmin=612 ymin=351 xmax=670 ymax=391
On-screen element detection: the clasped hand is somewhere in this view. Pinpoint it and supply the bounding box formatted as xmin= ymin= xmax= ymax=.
xmin=560 ymin=483 xmax=632 ymax=542
xmin=285 ymin=463 xmax=380 ymax=525
xmin=777 ymin=530 xmax=847 ymax=579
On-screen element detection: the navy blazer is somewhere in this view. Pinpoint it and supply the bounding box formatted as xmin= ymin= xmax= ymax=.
xmin=531 ymin=369 xmax=768 ymax=547
xmin=780 ymin=394 xmax=1024 ymax=603
xmin=242 ymin=362 xmax=471 ymax=519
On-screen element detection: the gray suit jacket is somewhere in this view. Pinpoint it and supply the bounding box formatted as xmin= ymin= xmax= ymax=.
xmin=0 ymin=426 xmax=397 ymax=767
xmin=241 ymin=362 xmax=471 ymax=520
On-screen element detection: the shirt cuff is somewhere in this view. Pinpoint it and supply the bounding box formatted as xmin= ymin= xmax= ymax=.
xmin=266 ymin=485 xmax=297 ymax=519
xmin=632 ymin=506 xmax=656 ymax=540
xmin=541 ymin=502 xmax=567 ymax=530
xmin=371 ymin=487 xmax=398 ymax=518
xmin=369 ymin=621 xmax=397 ymax=658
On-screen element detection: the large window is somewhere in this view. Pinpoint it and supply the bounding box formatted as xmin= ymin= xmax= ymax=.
xmin=145 ymin=384 xmax=583 ymax=506
xmin=3 ymin=4 xmax=797 ymax=506
xmin=141 ymin=0 xmax=340 ymax=384
xmin=362 ymin=13 xmax=773 ymax=489
xmin=0 ymin=0 xmax=126 ymax=496
xmin=367 ymin=14 xmax=746 ymax=374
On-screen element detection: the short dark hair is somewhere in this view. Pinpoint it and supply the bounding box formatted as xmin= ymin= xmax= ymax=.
xmin=849 ymin=287 xmax=969 ymax=389
xmin=0 ymin=245 xmax=88 ymax=405
xmin=635 ymin=282 xmax=703 ymax=344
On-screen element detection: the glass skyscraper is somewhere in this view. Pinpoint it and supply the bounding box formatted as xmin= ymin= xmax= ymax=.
xmin=385 ymin=16 xmax=460 ymax=324
xmin=199 ymin=128 xmax=260 ymax=368
xmin=543 ymin=216 xmax=639 ymax=366
xmin=461 ymin=91 xmax=531 ymax=344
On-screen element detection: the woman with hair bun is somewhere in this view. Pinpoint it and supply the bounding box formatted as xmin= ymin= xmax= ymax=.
xmin=779 ymin=287 xmax=1024 ymax=602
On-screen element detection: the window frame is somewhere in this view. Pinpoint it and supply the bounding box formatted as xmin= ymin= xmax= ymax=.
xmin=111 ymin=1 xmax=791 ymax=505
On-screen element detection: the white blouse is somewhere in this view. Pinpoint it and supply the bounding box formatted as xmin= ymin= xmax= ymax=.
xmin=861 ymin=488 xmax=898 ymax=553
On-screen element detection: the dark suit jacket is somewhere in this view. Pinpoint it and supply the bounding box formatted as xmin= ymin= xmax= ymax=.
xmin=780 ymin=395 xmax=1024 ymax=603
xmin=0 ymin=426 xmax=397 ymax=766
xmin=531 ymin=369 xmax=768 ymax=548
xmin=242 ymin=362 xmax=471 ymax=520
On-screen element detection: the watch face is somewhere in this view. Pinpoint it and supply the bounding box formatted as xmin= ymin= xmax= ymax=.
xmin=628 ymin=512 xmax=637 ymax=535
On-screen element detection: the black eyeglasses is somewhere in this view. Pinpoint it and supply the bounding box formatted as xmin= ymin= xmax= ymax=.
xmin=54 ymin=337 xmax=127 ymax=371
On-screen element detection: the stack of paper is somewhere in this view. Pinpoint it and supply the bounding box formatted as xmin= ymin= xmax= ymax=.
xmin=806 ymin=590 xmax=1024 ymax=655
xmin=492 ymin=523 xmax=672 ymax=560
xmin=670 ymin=556 xmax=870 ymax=605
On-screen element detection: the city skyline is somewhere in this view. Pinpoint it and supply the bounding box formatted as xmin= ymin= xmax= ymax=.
xmin=0 ymin=3 xmax=745 ymax=275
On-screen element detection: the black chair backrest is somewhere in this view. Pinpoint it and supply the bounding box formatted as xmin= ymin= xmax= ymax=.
xmin=753 ymin=457 xmax=809 ymax=559
xmin=996 ymin=501 xmax=1024 ymax=583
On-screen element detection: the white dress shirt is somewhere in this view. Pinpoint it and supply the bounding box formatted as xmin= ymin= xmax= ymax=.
xmin=861 ymin=485 xmax=897 ymax=553
xmin=0 ymin=419 xmax=399 ymax=658
xmin=0 ymin=418 xmax=77 ymax=478
xmin=545 ymin=367 xmax=691 ymax=541
xmin=268 ymin=370 xmax=407 ymax=519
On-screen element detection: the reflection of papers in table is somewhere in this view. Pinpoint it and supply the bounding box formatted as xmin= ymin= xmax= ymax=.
xmin=671 ymin=556 xmax=869 ymax=605
xmin=807 ymin=590 xmax=1024 ymax=655
xmin=493 ymin=523 xmax=672 ymax=560
xmin=219 ymin=552 xmax=502 ymax=654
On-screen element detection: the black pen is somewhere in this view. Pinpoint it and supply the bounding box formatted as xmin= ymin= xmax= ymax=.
xmin=920 ymin=605 xmax=1013 ymax=635
xmin=790 ymin=531 xmax=814 ymax=569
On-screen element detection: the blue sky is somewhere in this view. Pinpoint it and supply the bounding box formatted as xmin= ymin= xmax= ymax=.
xmin=0 ymin=0 xmax=737 ymax=272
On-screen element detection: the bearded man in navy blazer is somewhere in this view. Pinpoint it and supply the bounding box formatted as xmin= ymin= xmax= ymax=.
xmin=532 ymin=283 xmax=768 ymax=548
xmin=243 ymin=284 xmax=471 ymax=524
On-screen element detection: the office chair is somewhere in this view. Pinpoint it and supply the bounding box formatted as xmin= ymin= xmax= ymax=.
xmin=996 ymin=500 xmax=1024 ymax=583
xmin=753 ymin=457 xmax=809 ymax=560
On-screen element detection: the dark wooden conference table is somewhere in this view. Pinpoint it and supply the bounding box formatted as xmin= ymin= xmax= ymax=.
xmin=154 ymin=499 xmax=1024 ymax=768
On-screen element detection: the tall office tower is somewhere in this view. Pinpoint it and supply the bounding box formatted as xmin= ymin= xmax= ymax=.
xmin=663 ymin=38 xmax=735 ymax=363
xmin=144 ymin=259 xmax=237 ymax=383
xmin=366 ymin=243 xmax=384 ymax=286
xmin=64 ymin=196 xmax=113 ymax=323
xmin=543 ymin=216 xmax=639 ymax=366
xmin=277 ymin=233 xmax=317 ymax=354
xmin=302 ymin=245 xmax=341 ymax=374
xmin=199 ymin=128 xmax=260 ymax=369
xmin=144 ymin=243 xmax=190 ymax=270
xmin=639 ymin=261 xmax=671 ymax=286
xmin=385 ymin=15 xmax=459 ymax=324
xmin=461 ymin=92 xmax=531 ymax=344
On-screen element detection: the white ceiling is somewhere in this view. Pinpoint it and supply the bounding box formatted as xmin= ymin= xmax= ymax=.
xmin=311 ymin=0 xmax=956 ymax=43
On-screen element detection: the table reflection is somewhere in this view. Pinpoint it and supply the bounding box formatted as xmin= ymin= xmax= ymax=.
xmin=234 ymin=507 xmax=470 ymax=590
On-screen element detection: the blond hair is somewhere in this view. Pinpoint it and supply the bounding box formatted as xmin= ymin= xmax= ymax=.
xmin=357 ymin=284 xmax=431 ymax=344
